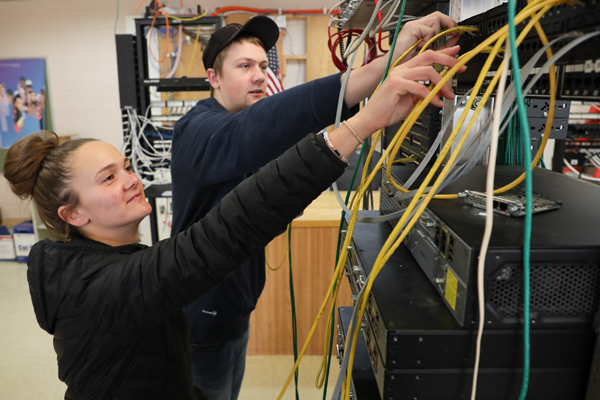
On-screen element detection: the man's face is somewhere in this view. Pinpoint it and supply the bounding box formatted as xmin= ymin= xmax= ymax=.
xmin=212 ymin=41 xmax=269 ymax=113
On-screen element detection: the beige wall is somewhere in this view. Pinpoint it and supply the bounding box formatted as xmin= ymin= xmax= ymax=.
xmin=0 ymin=0 xmax=338 ymax=221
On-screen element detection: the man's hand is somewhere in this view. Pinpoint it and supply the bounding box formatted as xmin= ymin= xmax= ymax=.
xmin=349 ymin=45 xmax=466 ymax=136
xmin=342 ymin=12 xmax=461 ymax=109
xmin=391 ymin=12 xmax=461 ymax=65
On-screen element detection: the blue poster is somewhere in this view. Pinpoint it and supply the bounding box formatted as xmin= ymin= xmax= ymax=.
xmin=0 ymin=59 xmax=46 ymax=148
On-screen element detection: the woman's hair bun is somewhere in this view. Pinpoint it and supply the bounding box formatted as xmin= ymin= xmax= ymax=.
xmin=3 ymin=131 xmax=59 ymax=199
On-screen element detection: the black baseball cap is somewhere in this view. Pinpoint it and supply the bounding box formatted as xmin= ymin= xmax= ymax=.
xmin=202 ymin=15 xmax=280 ymax=70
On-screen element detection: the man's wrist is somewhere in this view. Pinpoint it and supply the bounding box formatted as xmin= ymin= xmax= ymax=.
xmin=346 ymin=116 xmax=372 ymax=144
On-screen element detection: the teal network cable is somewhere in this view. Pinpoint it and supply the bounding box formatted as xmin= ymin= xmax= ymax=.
xmin=507 ymin=0 xmax=532 ymax=399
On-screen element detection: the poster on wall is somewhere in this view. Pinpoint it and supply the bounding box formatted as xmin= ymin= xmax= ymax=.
xmin=0 ymin=58 xmax=46 ymax=149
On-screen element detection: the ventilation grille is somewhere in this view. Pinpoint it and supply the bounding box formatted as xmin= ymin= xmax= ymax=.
xmin=489 ymin=264 xmax=600 ymax=318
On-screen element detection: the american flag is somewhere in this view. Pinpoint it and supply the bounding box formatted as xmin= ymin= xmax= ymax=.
xmin=266 ymin=45 xmax=284 ymax=96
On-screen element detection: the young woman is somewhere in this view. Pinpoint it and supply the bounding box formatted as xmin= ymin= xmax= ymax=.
xmin=2 ymin=47 xmax=462 ymax=400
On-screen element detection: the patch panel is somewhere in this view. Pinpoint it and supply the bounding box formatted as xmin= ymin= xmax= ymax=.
xmin=552 ymin=123 xmax=600 ymax=173
xmin=337 ymin=0 xmax=449 ymax=30
xmin=455 ymin=0 xmax=600 ymax=100
xmin=383 ymin=103 xmax=444 ymax=164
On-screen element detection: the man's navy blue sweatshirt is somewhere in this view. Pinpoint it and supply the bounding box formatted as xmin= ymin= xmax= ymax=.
xmin=170 ymin=72 xmax=356 ymax=343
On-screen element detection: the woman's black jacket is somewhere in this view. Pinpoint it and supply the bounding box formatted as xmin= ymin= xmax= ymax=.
xmin=26 ymin=134 xmax=347 ymax=399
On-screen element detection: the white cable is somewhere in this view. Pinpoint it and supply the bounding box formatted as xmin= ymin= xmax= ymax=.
xmin=590 ymin=154 xmax=600 ymax=170
xmin=328 ymin=0 xmax=348 ymax=24
xmin=124 ymin=108 xmax=173 ymax=188
xmin=470 ymin=35 xmax=510 ymax=400
xmin=563 ymin=158 xmax=600 ymax=181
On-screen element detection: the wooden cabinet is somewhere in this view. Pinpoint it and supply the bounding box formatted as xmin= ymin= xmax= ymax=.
xmin=248 ymin=191 xmax=379 ymax=355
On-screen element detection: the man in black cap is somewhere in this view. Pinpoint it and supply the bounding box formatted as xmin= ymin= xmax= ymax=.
xmin=171 ymin=12 xmax=461 ymax=399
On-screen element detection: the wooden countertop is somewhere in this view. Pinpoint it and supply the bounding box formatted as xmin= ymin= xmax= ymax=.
xmin=292 ymin=189 xmax=380 ymax=227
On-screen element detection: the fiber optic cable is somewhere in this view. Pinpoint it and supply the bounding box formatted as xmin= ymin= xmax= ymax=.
xmin=432 ymin=3 xmax=558 ymax=198
xmin=315 ymin=159 xmax=367 ymax=399
xmin=330 ymin=25 xmax=508 ymax=396
xmin=338 ymin=18 xmax=536 ymax=400
xmin=333 ymin=48 xmax=480 ymax=400
xmin=419 ymin=26 xmax=478 ymax=54
xmin=384 ymin=0 xmax=562 ymax=198
xmin=276 ymin=37 xmax=365 ymax=400
xmin=264 ymin=223 xmax=301 ymax=398
xmin=443 ymin=31 xmax=576 ymax=196
xmin=114 ymin=0 xmax=120 ymax=34
xmin=185 ymin=24 xmax=204 ymax=77
xmin=341 ymin=25 xmax=511 ymax=384
xmin=144 ymin=1 xmax=171 ymax=63
xmin=159 ymin=9 xmax=207 ymax=21
xmin=337 ymin=3 xmax=568 ymax=397
xmin=280 ymin=3 xmax=572 ymax=399
xmin=370 ymin=4 xmax=580 ymax=398
xmin=336 ymin=15 xmax=576 ymax=390
xmin=265 ymin=225 xmax=290 ymax=271
xmin=318 ymin=8 xmax=411 ymax=394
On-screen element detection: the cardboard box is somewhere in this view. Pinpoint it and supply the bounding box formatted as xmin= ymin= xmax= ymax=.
xmin=13 ymin=221 xmax=35 ymax=263
xmin=0 ymin=226 xmax=16 ymax=261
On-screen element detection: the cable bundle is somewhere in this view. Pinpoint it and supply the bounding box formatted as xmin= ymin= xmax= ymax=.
xmin=123 ymin=108 xmax=173 ymax=189
xmin=270 ymin=1 xmax=598 ymax=399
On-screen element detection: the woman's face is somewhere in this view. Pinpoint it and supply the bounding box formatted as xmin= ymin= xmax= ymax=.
xmin=67 ymin=141 xmax=152 ymax=236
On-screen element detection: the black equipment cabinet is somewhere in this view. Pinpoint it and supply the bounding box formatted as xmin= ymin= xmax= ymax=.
xmin=133 ymin=16 xmax=223 ymax=115
xmin=339 ymin=211 xmax=595 ymax=399
xmin=115 ymin=15 xmax=223 ymax=244
xmin=116 ymin=15 xmax=223 ymax=115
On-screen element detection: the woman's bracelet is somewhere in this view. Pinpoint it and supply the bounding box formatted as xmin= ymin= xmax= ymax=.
xmin=342 ymin=120 xmax=364 ymax=145
xmin=322 ymin=130 xmax=349 ymax=164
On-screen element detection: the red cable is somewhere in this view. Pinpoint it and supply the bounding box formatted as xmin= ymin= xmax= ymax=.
xmin=373 ymin=0 xmax=388 ymax=54
xmin=210 ymin=6 xmax=335 ymax=16
xmin=328 ymin=26 xmax=378 ymax=71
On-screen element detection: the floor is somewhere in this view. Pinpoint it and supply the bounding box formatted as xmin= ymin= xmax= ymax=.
xmin=0 ymin=260 xmax=342 ymax=400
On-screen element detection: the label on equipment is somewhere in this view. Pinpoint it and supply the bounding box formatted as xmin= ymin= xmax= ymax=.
xmin=445 ymin=269 xmax=458 ymax=310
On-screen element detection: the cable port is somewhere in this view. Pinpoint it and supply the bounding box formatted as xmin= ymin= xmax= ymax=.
xmin=411 ymin=135 xmax=421 ymax=147
xmin=493 ymin=200 xmax=508 ymax=212
xmin=434 ymin=225 xmax=441 ymax=248
xmin=440 ymin=229 xmax=447 ymax=255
